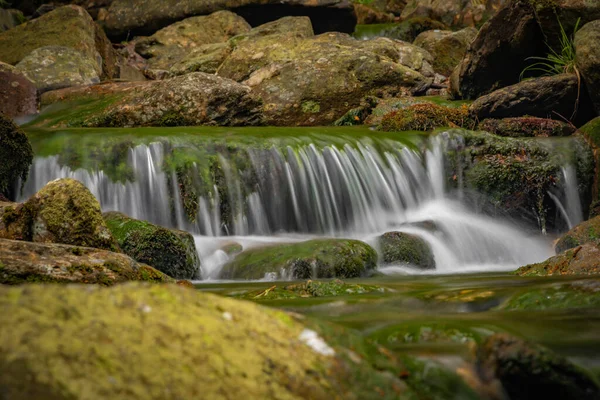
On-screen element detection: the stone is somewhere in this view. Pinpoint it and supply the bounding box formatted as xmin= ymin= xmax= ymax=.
xmin=104 ymin=211 xmax=200 ymax=280
xmin=0 ymin=115 xmax=33 ymax=200
xmin=555 ymin=216 xmax=600 ymax=254
xmin=478 ymin=117 xmax=575 ymax=138
xmin=0 ymin=62 xmax=38 ymax=118
xmin=0 ymin=238 xmax=173 ymax=285
xmin=134 ymin=11 xmax=251 ymax=70
xmin=401 ymin=0 xmax=507 ymax=28
xmin=476 ymin=333 xmax=600 ymax=400
xmin=378 ymin=231 xmax=435 ymax=269
xmin=414 ymin=27 xmax=477 ymax=76
xmin=0 ymin=178 xmax=119 ymax=251
xmin=516 ymin=243 xmax=600 ymax=276
xmin=354 ymin=3 xmax=395 ymax=25
xmin=575 ymin=20 xmax=600 ymax=116
xmin=15 ymin=46 xmax=100 ymax=93
xmin=221 ymin=239 xmax=378 ymax=280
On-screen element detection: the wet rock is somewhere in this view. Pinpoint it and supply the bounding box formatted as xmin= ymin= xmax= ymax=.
xmin=401 ymin=0 xmax=506 ymax=28
xmin=476 ymin=333 xmax=600 ymax=400
xmin=0 ymin=115 xmax=33 ymax=200
xmin=469 ymin=74 xmax=590 ymax=124
xmin=0 ymin=6 xmax=102 ymax=75
xmin=414 ymin=27 xmax=477 ymax=77
xmin=134 ymin=11 xmax=251 ymax=70
xmin=516 ymin=243 xmax=600 ymax=276
xmin=221 ymin=239 xmax=377 ymax=280
xmin=378 ymin=231 xmax=435 ymax=269
xmin=575 ymin=20 xmax=600 ymax=116
xmin=379 ymin=102 xmax=474 ymax=132
xmin=555 ymin=216 xmax=600 ymax=254
xmin=15 ymin=46 xmax=100 ymax=93
xmin=0 ymin=62 xmax=38 ymax=118
xmin=0 ymin=238 xmax=172 ymax=285
xmin=354 ymin=17 xmax=447 ymax=42
xmin=0 ymin=178 xmax=119 ymax=251
xmin=0 ymin=8 xmax=25 ymax=32
xmin=478 ymin=117 xmax=575 ymax=138
xmin=104 ymin=211 xmax=200 ymax=279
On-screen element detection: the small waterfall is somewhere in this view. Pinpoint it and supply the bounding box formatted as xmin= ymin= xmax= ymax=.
xmin=548 ymin=165 xmax=583 ymax=230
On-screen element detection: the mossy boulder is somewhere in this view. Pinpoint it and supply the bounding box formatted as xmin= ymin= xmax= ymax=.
xmin=0 ymin=6 xmax=102 ymax=75
xmin=15 ymin=46 xmax=100 ymax=94
xmin=134 ymin=11 xmax=250 ymax=70
xmin=516 ymin=243 xmax=600 ymax=276
xmin=580 ymin=117 xmax=600 ymax=147
xmin=478 ymin=117 xmax=575 ymax=138
xmin=0 ymin=62 xmax=38 ymax=118
xmin=555 ymin=216 xmax=600 ymax=254
xmin=476 ymin=333 xmax=600 ymax=400
xmin=169 ymin=42 xmax=233 ymax=76
xmin=0 ymin=238 xmax=172 ymax=285
xmin=378 ymin=231 xmax=435 ymax=269
xmin=104 ymin=211 xmax=199 ymax=279
xmin=379 ymin=103 xmax=474 ymax=131
xmin=413 ymin=27 xmax=477 ymax=76
xmin=0 ymin=115 xmax=33 ymax=200
xmin=575 ymin=20 xmax=600 ymax=116
xmin=221 ymin=239 xmax=378 ymax=280
xmin=0 ymin=178 xmax=119 ymax=251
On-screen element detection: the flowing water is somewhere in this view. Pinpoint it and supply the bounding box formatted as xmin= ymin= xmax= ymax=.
xmin=21 ymin=127 xmax=583 ymax=280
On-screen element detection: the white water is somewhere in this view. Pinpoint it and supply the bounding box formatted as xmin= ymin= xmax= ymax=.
xmin=21 ymin=133 xmax=570 ymax=280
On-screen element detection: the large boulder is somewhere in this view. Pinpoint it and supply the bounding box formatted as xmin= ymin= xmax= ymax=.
xmin=0 ymin=115 xmax=33 ymax=200
xmin=413 ymin=27 xmax=477 ymax=76
xmin=15 ymin=46 xmax=100 ymax=93
xmin=555 ymin=216 xmax=600 ymax=254
xmin=0 ymin=62 xmax=37 ymax=119
xmin=401 ymin=0 xmax=507 ymax=28
xmin=0 ymin=238 xmax=173 ymax=285
xmin=476 ymin=333 xmax=600 ymax=400
xmin=134 ymin=11 xmax=251 ymax=70
xmin=104 ymin=0 xmax=356 ymax=40
xmin=221 ymin=239 xmax=377 ymax=280
xmin=0 ymin=6 xmax=103 ymax=75
xmin=516 ymin=243 xmax=600 ymax=276
xmin=104 ymin=212 xmax=200 ymax=279
xmin=0 ymin=178 xmax=119 ymax=251
xmin=378 ymin=231 xmax=435 ymax=269
xmin=469 ymin=74 xmax=589 ymax=124
xmin=575 ymin=20 xmax=600 ymax=116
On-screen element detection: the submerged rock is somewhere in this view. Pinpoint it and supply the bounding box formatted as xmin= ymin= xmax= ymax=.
xmin=575 ymin=20 xmax=600 ymax=116
xmin=0 ymin=115 xmax=33 ymax=200
xmin=0 ymin=62 xmax=38 ymax=119
xmin=413 ymin=27 xmax=477 ymax=77
xmin=476 ymin=333 xmax=600 ymax=400
xmin=236 ymin=279 xmax=385 ymax=300
xmin=516 ymin=244 xmax=600 ymax=276
xmin=555 ymin=216 xmax=600 ymax=254
xmin=221 ymin=239 xmax=377 ymax=280
xmin=0 ymin=238 xmax=172 ymax=285
xmin=478 ymin=117 xmax=575 ymax=138
xmin=0 ymin=178 xmax=119 ymax=251
xmin=378 ymin=231 xmax=435 ymax=269
xmin=104 ymin=211 xmax=200 ymax=279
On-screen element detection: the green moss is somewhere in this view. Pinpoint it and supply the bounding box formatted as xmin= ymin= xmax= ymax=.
xmin=0 ymin=115 xmax=33 ymax=200
xmin=555 ymin=216 xmax=600 ymax=253
xmin=378 ymin=231 xmax=435 ymax=269
xmin=379 ymin=103 xmax=475 ymax=132
xmin=499 ymin=282 xmax=600 ymax=311
xmin=234 ymin=279 xmax=386 ymax=300
xmin=301 ymin=101 xmax=321 ymax=114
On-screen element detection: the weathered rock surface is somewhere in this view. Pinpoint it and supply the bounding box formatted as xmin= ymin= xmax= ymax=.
xmin=104 ymin=211 xmax=200 ymax=279
xmin=476 ymin=333 xmax=600 ymax=400
xmin=516 ymin=244 xmax=600 ymax=276
xmin=0 ymin=178 xmax=119 ymax=251
xmin=0 ymin=115 xmax=33 ymax=200
xmin=0 ymin=239 xmax=173 ymax=284
xmin=221 ymin=239 xmax=377 ymax=280
xmin=555 ymin=216 xmax=600 ymax=254
xmin=469 ymin=74 xmax=584 ymax=122
xmin=575 ymin=20 xmax=600 ymax=116
xmin=0 ymin=62 xmax=38 ymax=118
xmin=478 ymin=117 xmax=575 ymax=138
xmin=414 ymin=27 xmax=476 ymax=76
xmin=401 ymin=0 xmax=507 ymax=28
xmin=378 ymin=231 xmax=435 ymax=269
xmin=135 ymin=11 xmax=251 ymax=70
xmin=15 ymin=46 xmax=100 ymax=93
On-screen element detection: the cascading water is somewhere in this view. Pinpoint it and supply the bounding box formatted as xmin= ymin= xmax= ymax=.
xmin=21 ymin=130 xmax=569 ymax=280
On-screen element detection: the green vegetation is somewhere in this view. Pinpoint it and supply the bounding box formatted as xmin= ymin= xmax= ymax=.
xmin=379 ymin=103 xmax=475 ymax=132
xmin=233 ymin=279 xmax=386 ymax=300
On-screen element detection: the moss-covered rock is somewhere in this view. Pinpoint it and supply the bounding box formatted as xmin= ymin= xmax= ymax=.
xmin=413 ymin=27 xmax=477 ymax=77
xmin=575 ymin=20 xmax=600 ymax=116
xmin=0 ymin=61 xmax=38 ymax=119
xmin=379 ymin=103 xmax=475 ymax=131
xmin=0 ymin=115 xmax=33 ymax=200
xmin=555 ymin=216 xmax=600 ymax=253
xmin=498 ymin=280 xmax=600 ymax=310
xmin=479 ymin=117 xmax=575 ymax=138
xmin=401 ymin=0 xmax=506 ymax=28
xmin=0 ymin=178 xmax=119 ymax=251
xmin=15 ymin=46 xmax=100 ymax=93
xmin=134 ymin=11 xmax=250 ymax=70
xmin=104 ymin=211 xmax=199 ymax=279
xmin=0 ymin=238 xmax=172 ymax=285
xmin=169 ymin=42 xmax=233 ymax=76
xmin=516 ymin=243 xmax=600 ymax=276
xmin=476 ymin=333 xmax=600 ymax=400
xmin=378 ymin=231 xmax=435 ymax=269
xmin=221 ymin=239 xmax=377 ymax=280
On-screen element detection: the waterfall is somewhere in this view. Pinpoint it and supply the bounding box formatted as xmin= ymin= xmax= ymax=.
xmin=21 ymin=131 xmax=561 ymax=278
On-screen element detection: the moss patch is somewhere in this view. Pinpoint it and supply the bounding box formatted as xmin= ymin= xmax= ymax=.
xmin=234 ymin=279 xmax=386 ymax=300
xmin=379 ymin=103 xmax=475 ymax=132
